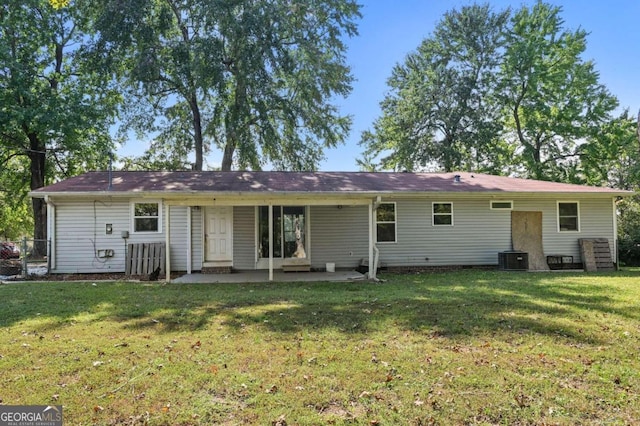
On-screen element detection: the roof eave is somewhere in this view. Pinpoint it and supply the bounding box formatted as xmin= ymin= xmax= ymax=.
xmin=30 ymin=189 xmax=633 ymax=199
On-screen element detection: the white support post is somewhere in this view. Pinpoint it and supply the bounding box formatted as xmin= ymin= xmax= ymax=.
xmin=368 ymin=201 xmax=374 ymax=280
xmin=613 ymin=197 xmax=619 ymax=270
xmin=165 ymin=204 xmax=171 ymax=282
xmin=187 ymin=206 xmax=192 ymax=274
xmin=268 ymin=204 xmax=274 ymax=281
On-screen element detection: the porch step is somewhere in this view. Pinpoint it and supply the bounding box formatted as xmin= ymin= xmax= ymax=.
xmin=202 ymin=266 xmax=232 ymax=274
xmin=282 ymin=258 xmax=311 ymax=272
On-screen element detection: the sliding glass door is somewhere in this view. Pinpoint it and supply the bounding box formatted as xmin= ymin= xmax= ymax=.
xmin=258 ymin=206 xmax=306 ymax=264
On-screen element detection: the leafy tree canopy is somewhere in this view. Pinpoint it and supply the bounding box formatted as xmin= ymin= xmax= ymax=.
xmin=0 ymin=1 xmax=119 ymax=242
xmin=360 ymin=1 xmax=620 ymax=183
xmin=89 ymin=0 xmax=361 ymax=171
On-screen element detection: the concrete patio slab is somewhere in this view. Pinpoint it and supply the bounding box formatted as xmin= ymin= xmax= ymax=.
xmin=171 ymin=270 xmax=366 ymax=284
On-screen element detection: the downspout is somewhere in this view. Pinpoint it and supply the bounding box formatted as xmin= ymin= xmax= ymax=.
xmin=45 ymin=196 xmax=55 ymax=271
xmin=370 ymin=196 xmax=382 ymax=281
xmin=268 ymin=204 xmax=274 ymax=281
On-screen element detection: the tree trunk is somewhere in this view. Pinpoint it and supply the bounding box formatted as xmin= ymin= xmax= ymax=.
xmin=189 ymin=93 xmax=204 ymax=171
xmin=221 ymin=74 xmax=248 ymax=171
xmin=27 ymin=131 xmax=47 ymax=256
xmin=221 ymin=140 xmax=235 ymax=171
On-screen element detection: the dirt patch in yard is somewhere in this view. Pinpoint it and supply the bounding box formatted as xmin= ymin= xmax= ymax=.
xmin=2 ymin=272 xmax=184 ymax=282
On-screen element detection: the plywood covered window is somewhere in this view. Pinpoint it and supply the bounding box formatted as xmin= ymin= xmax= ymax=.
xmin=432 ymin=202 xmax=453 ymax=226
xmin=132 ymin=201 xmax=162 ymax=233
xmin=376 ymin=203 xmax=396 ymax=243
xmin=558 ymin=201 xmax=580 ymax=232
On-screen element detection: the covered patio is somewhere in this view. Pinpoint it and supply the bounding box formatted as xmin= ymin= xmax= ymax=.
xmin=171 ymin=269 xmax=366 ymax=284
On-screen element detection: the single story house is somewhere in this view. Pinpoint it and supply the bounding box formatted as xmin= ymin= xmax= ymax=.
xmin=30 ymin=171 xmax=632 ymax=281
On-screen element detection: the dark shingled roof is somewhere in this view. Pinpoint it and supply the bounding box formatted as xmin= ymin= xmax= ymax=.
xmin=32 ymin=171 xmax=630 ymax=196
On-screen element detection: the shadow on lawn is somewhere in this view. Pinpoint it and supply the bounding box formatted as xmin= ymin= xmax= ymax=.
xmin=1 ymin=270 xmax=638 ymax=344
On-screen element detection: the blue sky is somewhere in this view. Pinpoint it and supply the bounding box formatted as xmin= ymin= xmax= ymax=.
xmin=118 ymin=1 xmax=640 ymax=171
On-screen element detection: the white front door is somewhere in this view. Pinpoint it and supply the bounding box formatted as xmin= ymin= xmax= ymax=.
xmin=205 ymin=206 xmax=233 ymax=264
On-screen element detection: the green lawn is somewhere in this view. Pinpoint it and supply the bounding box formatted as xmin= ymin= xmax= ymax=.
xmin=1 ymin=270 xmax=639 ymax=425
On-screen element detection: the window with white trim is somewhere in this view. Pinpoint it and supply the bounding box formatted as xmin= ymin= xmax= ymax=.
xmin=558 ymin=201 xmax=579 ymax=232
xmin=432 ymin=202 xmax=453 ymax=226
xmin=376 ymin=202 xmax=396 ymax=243
xmin=132 ymin=201 xmax=162 ymax=233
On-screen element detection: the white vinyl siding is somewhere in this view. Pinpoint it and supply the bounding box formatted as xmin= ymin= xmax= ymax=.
xmin=48 ymin=195 xmax=618 ymax=274
xmin=310 ymin=205 xmax=369 ymax=269
xmin=378 ymin=199 xmax=510 ymax=267
xmin=542 ymin=198 xmax=612 ymax=258
xmin=52 ymin=199 xmax=189 ymax=273
xmin=376 ymin=197 xmax=616 ymax=267
xmin=190 ymin=207 xmax=203 ymax=271
xmin=233 ymin=206 xmax=256 ymax=270
xmin=167 ymin=206 xmax=189 ymax=271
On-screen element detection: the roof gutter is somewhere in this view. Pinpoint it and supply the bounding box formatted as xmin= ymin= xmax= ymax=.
xmin=29 ymin=189 xmax=635 ymax=199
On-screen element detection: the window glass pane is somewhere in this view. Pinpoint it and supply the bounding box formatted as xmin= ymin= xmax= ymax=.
xmin=135 ymin=218 xmax=158 ymax=232
xmin=135 ymin=203 xmax=158 ymax=217
xmin=259 ymin=206 xmax=283 ymax=258
xmin=376 ymin=203 xmax=395 ymax=222
xmin=559 ymin=217 xmax=578 ymax=231
xmin=491 ymin=201 xmax=512 ymax=209
xmin=433 ymin=215 xmax=452 ymax=226
xmin=133 ymin=202 xmax=159 ymax=232
xmin=283 ymin=207 xmax=305 ymax=258
xmin=433 ymin=203 xmax=452 ymax=214
xmin=558 ymin=203 xmax=577 ymax=216
xmin=376 ymin=223 xmax=395 ymax=242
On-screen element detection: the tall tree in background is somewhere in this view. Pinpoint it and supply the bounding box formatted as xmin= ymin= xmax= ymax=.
xmin=360 ymin=4 xmax=510 ymax=172
xmin=0 ymin=1 xmax=118 ymax=245
xmin=499 ymin=2 xmax=618 ymax=181
xmin=578 ymin=110 xmax=640 ymax=188
xmin=361 ymin=2 xmax=619 ymax=182
xmin=91 ymin=0 xmax=360 ymax=171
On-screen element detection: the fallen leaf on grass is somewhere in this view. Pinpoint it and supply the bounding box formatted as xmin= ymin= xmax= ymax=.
xmin=93 ymin=406 xmax=104 ymax=412
xmin=266 ymin=385 xmax=278 ymax=394
xmin=272 ymin=414 xmax=287 ymax=426
xmin=209 ymin=365 xmax=219 ymax=374
xmin=192 ymin=341 xmax=201 ymax=350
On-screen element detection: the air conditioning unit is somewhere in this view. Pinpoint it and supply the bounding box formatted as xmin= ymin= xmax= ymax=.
xmin=498 ymin=251 xmax=528 ymax=271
